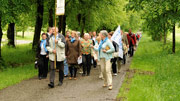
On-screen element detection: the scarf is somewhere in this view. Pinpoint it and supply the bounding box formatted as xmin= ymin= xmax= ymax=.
xmin=98 ymin=37 xmax=108 ymax=51
xmin=40 ymin=39 xmax=48 ymax=52
xmin=70 ymin=37 xmax=76 ymax=43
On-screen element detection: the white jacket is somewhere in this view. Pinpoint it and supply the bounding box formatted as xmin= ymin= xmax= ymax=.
xmin=46 ymin=34 xmax=66 ymax=62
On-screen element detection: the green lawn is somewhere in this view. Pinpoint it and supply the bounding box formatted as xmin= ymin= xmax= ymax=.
xmin=2 ymin=44 xmax=35 ymax=67
xmin=0 ymin=44 xmax=37 ymax=90
xmin=0 ymin=64 xmax=37 ymax=90
xmin=117 ymin=34 xmax=180 ymax=100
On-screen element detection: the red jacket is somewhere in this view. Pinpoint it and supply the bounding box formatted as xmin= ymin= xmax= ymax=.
xmin=127 ymin=33 xmax=136 ymax=45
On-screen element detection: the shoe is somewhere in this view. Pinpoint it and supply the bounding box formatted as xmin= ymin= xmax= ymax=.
xmin=64 ymin=75 xmax=68 ymax=77
xmin=48 ymin=82 xmax=54 ymax=88
xmin=58 ymin=81 xmax=63 ymax=86
xmin=113 ymin=73 xmax=117 ymax=76
xmin=42 ymin=77 xmax=47 ymax=79
xmin=69 ymin=77 xmax=72 ymax=80
xmin=87 ymin=74 xmax=90 ymax=76
xmin=79 ymin=72 xmax=83 ymax=74
xmin=103 ymin=84 xmax=108 ymax=87
xmin=108 ymin=85 xmax=113 ymax=90
xmin=74 ymin=78 xmax=77 ymax=80
xmin=39 ymin=77 xmax=42 ymax=80
xmin=82 ymin=74 xmax=86 ymax=76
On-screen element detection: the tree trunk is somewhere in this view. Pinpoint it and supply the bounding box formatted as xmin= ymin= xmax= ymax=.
xmin=7 ymin=23 xmax=15 ymax=47
xmin=164 ymin=23 xmax=167 ymax=44
xmin=160 ymin=33 xmax=162 ymax=41
xmin=163 ymin=14 xmax=166 ymax=44
xmin=164 ymin=32 xmax=166 ymax=44
xmin=32 ymin=0 xmax=44 ymax=49
xmin=58 ymin=16 xmax=62 ymax=33
xmin=22 ymin=31 xmax=25 ymax=38
xmin=62 ymin=15 xmax=66 ymax=36
xmin=80 ymin=16 xmax=86 ymax=37
xmin=58 ymin=15 xmax=66 ymax=35
xmin=48 ymin=7 xmax=53 ymax=27
xmin=0 ymin=16 xmax=3 ymax=59
xmin=172 ymin=24 xmax=175 ymax=53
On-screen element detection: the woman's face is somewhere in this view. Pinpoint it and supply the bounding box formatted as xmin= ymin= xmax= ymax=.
xmin=108 ymin=34 xmax=112 ymax=39
xmin=42 ymin=35 xmax=47 ymax=40
xmin=100 ymin=33 xmax=105 ymax=39
xmin=84 ymin=35 xmax=89 ymax=40
xmin=71 ymin=32 xmax=75 ymax=38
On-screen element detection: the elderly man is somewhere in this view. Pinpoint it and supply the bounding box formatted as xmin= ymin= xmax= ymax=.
xmin=46 ymin=27 xmax=66 ymax=88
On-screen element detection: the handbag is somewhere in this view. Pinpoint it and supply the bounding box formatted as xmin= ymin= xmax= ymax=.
xmin=113 ymin=52 xmax=119 ymax=58
xmin=34 ymin=58 xmax=43 ymax=69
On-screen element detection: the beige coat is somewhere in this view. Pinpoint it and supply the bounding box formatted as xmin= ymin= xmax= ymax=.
xmin=122 ymin=33 xmax=129 ymax=46
xmin=46 ymin=34 xmax=66 ymax=62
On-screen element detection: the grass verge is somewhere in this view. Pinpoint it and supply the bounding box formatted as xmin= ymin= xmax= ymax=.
xmin=0 ymin=44 xmax=37 ymax=90
xmin=117 ymin=34 xmax=180 ymax=100
xmin=0 ymin=64 xmax=37 ymax=90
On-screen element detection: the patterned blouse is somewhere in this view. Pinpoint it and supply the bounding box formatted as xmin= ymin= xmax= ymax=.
xmin=80 ymin=39 xmax=93 ymax=55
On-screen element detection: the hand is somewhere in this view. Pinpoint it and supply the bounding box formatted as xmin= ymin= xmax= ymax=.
xmin=127 ymin=45 xmax=129 ymax=48
xmin=53 ymin=50 xmax=56 ymax=54
xmin=91 ymin=45 xmax=94 ymax=48
xmin=102 ymin=49 xmax=106 ymax=53
xmin=46 ymin=55 xmax=49 ymax=58
xmin=55 ymin=39 xmax=58 ymax=43
xmin=79 ymin=55 xmax=82 ymax=59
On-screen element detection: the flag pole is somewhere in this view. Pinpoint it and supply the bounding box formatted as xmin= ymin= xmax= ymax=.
xmin=54 ymin=0 xmax=57 ymax=69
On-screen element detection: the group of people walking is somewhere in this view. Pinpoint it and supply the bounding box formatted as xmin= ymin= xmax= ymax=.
xmin=36 ymin=27 xmax=141 ymax=90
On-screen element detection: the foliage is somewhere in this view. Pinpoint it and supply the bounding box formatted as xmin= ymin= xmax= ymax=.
xmin=66 ymin=0 xmax=141 ymax=33
xmin=126 ymin=0 xmax=180 ymax=41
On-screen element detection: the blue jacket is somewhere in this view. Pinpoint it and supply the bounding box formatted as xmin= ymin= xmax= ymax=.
xmin=94 ymin=39 xmax=115 ymax=61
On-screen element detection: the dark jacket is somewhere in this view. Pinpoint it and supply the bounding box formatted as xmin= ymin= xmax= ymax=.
xmin=36 ymin=40 xmax=48 ymax=58
xmin=65 ymin=39 xmax=81 ymax=64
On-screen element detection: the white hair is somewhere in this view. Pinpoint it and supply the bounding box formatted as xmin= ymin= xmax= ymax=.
xmin=100 ymin=30 xmax=108 ymax=37
xmin=84 ymin=33 xmax=89 ymax=36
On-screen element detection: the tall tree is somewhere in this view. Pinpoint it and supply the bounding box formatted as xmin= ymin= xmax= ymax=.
xmin=32 ymin=0 xmax=44 ymax=49
xmin=127 ymin=0 xmax=180 ymax=53
xmin=7 ymin=23 xmax=15 ymax=47
xmin=3 ymin=0 xmax=30 ymax=47
xmin=47 ymin=0 xmax=54 ymax=27
xmin=0 ymin=16 xmax=3 ymax=60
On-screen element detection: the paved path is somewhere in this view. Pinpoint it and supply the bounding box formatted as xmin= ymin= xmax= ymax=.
xmin=0 ymin=58 xmax=132 ymax=101
xmin=1 ymin=39 xmax=32 ymax=46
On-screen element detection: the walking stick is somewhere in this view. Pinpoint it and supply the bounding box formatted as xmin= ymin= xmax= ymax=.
xmin=54 ymin=0 xmax=57 ymax=69
xmin=54 ymin=0 xmax=65 ymax=69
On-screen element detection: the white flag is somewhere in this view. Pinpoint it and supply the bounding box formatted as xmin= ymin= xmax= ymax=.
xmin=56 ymin=0 xmax=65 ymax=15
xmin=111 ymin=26 xmax=123 ymax=58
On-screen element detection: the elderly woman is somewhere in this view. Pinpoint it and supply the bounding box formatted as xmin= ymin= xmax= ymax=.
xmin=65 ymin=31 xmax=81 ymax=80
xmin=94 ymin=30 xmax=115 ymax=90
xmin=81 ymin=33 xmax=93 ymax=76
xmin=36 ymin=33 xmax=49 ymax=80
